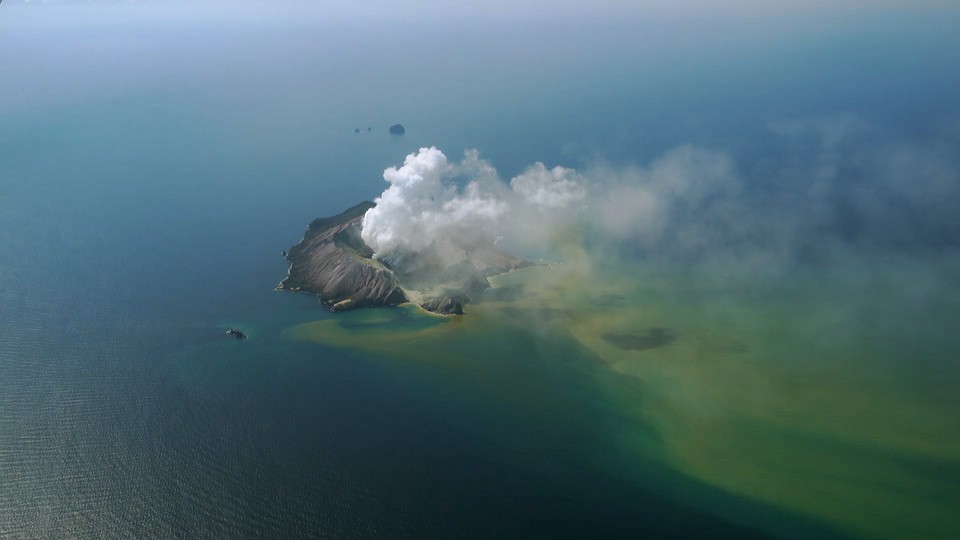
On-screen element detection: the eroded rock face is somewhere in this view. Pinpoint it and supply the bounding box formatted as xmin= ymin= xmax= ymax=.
xmin=279 ymin=202 xmax=408 ymax=311
xmin=417 ymin=296 xmax=464 ymax=315
xmin=280 ymin=202 xmax=531 ymax=315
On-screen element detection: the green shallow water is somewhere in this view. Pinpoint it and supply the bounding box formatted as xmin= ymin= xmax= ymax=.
xmin=287 ymin=251 xmax=960 ymax=540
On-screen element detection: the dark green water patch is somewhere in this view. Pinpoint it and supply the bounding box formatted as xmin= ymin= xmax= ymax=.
xmin=596 ymin=294 xmax=629 ymax=307
xmin=603 ymin=328 xmax=678 ymax=351
xmin=498 ymin=306 xmax=570 ymax=322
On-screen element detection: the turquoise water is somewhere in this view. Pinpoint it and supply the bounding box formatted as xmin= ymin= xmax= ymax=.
xmin=2 ymin=5 xmax=959 ymax=538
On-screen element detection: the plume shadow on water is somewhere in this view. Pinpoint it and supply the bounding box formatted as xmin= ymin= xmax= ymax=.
xmin=596 ymin=294 xmax=629 ymax=307
xmin=497 ymin=306 xmax=570 ymax=322
xmin=603 ymin=328 xmax=678 ymax=351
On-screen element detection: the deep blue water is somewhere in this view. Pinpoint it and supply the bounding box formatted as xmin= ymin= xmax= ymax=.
xmin=1 ymin=4 xmax=959 ymax=538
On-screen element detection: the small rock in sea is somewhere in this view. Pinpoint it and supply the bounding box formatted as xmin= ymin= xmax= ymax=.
xmin=225 ymin=328 xmax=247 ymax=340
xmin=367 ymin=126 xmax=372 ymax=132
xmin=389 ymin=124 xmax=405 ymax=135
xmin=354 ymin=128 xmax=361 ymax=134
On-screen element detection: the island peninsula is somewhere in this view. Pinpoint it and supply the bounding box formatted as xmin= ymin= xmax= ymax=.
xmin=278 ymin=202 xmax=529 ymax=314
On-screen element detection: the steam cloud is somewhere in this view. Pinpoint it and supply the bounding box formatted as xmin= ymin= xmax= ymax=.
xmin=361 ymin=119 xmax=960 ymax=265
xmin=361 ymin=147 xmax=586 ymax=260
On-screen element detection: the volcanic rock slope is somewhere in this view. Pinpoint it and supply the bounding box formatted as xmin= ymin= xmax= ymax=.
xmin=280 ymin=202 xmax=529 ymax=314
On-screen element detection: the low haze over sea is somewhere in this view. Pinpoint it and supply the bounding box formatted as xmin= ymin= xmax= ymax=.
xmin=1 ymin=2 xmax=959 ymax=538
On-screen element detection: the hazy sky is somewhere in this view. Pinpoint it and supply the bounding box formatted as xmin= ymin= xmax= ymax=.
xmin=2 ymin=0 xmax=958 ymax=259
xmin=4 ymin=0 xmax=958 ymax=113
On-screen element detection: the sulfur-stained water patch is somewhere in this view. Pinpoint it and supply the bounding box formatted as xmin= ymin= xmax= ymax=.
xmin=282 ymin=250 xmax=960 ymax=540
xmin=284 ymin=303 xmax=456 ymax=354
xmin=552 ymin=259 xmax=955 ymax=540
xmin=524 ymin=255 xmax=960 ymax=540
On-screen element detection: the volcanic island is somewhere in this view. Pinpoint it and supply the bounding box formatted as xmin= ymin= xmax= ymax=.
xmin=278 ymin=202 xmax=530 ymax=315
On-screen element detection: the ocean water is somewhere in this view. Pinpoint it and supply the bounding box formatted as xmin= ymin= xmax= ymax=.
xmin=2 ymin=4 xmax=960 ymax=539
xmin=0 ymin=100 xmax=779 ymax=537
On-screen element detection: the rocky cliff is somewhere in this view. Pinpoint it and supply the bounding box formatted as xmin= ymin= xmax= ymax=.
xmin=278 ymin=202 xmax=408 ymax=310
xmin=279 ymin=201 xmax=530 ymax=314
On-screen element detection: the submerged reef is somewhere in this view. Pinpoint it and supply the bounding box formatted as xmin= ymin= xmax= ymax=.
xmin=279 ymin=202 xmax=530 ymax=314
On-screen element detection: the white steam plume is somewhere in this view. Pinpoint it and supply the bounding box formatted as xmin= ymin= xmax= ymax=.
xmin=360 ymin=122 xmax=960 ymax=265
xmin=360 ymin=147 xmax=585 ymax=259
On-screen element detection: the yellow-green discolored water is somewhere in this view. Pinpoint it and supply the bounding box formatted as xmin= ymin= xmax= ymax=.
xmin=285 ymin=247 xmax=960 ymax=540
